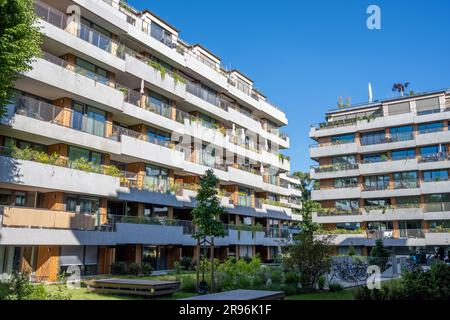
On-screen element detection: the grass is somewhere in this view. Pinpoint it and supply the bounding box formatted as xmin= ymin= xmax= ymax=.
xmin=285 ymin=288 xmax=355 ymax=300
xmin=46 ymin=284 xmax=197 ymax=301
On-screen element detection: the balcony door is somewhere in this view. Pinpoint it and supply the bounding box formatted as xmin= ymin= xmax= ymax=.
xmin=72 ymin=102 xmax=106 ymax=137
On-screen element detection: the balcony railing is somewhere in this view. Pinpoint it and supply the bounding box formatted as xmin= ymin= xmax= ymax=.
xmin=312 ymin=163 xmax=359 ymax=173
xmin=317 ymin=209 xmax=361 ymax=217
xmin=0 ymin=146 xmax=123 ymax=179
xmin=11 ymin=94 xmax=116 ymax=140
xmin=35 ymin=0 xmax=125 ymax=58
xmin=393 ymin=180 xmax=420 ymax=190
xmin=360 ymin=132 xmax=414 ymax=146
xmin=424 ymin=202 xmax=450 ymax=213
xmin=310 ymin=139 xmax=355 ymax=148
xmin=418 ymin=152 xmax=450 ymax=163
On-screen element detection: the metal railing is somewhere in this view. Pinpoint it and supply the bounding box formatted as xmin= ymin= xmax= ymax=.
xmin=393 ymin=180 xmax=420 ymax=189
xmin=424 ymin=202 xmax=450 ymax=213
xmin=35 ymin=0 xmax=125 ymax=58
xmin=11 ymin=94 xmax=115 ymax=140
xmin=312 ymin=163 xmax=359 ymax=173
xmin=0 ymin=146 xmax=123 ymax=179
xmin=418 ymin=152 xmax=450 ymax=163
xmin=310 ymin=139 xmax=355 ymax=148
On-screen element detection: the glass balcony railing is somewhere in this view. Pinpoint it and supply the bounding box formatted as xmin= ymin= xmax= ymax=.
xmin=310 ymin=139 xmax=355 ymax=148
xmin=312 ymin=163 xmax=359 ymax=173
xmin=35 ymin=0 xmax=125 ymax=58
xmin=418 ymin=152 xmax=450 ymax=163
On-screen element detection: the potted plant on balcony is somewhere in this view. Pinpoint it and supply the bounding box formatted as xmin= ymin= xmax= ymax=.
xmin=392 ymin=82 xmax=410 ymax=97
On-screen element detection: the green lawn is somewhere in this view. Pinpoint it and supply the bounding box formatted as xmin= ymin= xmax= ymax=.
xmin=46 ymin=285 xmax=197 ymax=300
xmin=285 ymin=289 xmax=355 ymax=300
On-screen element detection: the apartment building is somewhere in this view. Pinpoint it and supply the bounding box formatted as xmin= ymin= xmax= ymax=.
xmin=310 ymin=89 xmax=450 ymax=256
xmin=0 ymin=0 xmax=302 ymax=281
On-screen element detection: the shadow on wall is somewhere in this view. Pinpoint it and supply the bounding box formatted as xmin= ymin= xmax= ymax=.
xmin=0 ymin=154 xmax=21 ymax=241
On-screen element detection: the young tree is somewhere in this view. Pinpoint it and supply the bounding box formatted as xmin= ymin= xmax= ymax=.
xmin=191 ymin=169 xmax=226 ymax=293
xmin=293 ymin=171 xmax=314 ymax=200
xmin=0 ymin=0 xmax=42 ymax=118
xmin=283 ymin=200 xmax=335 ymax=291
xmin=392 ymin=82 xmax=410 ymax=97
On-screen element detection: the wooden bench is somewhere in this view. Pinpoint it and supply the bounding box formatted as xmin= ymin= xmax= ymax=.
xmin=87 ymin=278 xmax=180 ymax=297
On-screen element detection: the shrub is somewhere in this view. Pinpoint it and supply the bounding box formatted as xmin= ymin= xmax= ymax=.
xmin=180 ymin=256 xmax=193 ymax=271
xmin=0 ymin=272 xmax=71 ymax=300
xmin=173 ymin=261 xmax=184 ymax=274
xmin=128 ymin=263 xmax=140 ymax=276
xmin=141 ymin=263 xmax=153 ymax=276
xmin=355 ymin=263 xmax=450 ymax=300
xmin=328 ymin=282 xmax=344 ymax=292
xmin=283 ymin=283 xmax=298 ymax=295
xmin=110 ymin=261 xmax=128 ymax=275
xmin=179 ymin=275 xmax=197 ymax=293
xmin=318 ymin=276 xmax=326 ymax=290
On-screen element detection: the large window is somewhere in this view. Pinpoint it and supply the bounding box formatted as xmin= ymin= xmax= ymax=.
xmin=200 ymin=144 xmax=217 ymax=167
xmin=65 ymin=195 xmax=99 ymax=215
xmin=390 ymin=125 xmax=414 ymax=141
xmin=147 ymin=91 xmax=172 ymax=118
xmin=332 ymin=155 xmax=356 ymax=165
xmin=68 ymin=146 xmax=102 ymax=165
xmin=423 ymin=170 xmax=449 ymax=182
xmin=424 ymin=193 xmax=450 ymax=212
xmin=393 ymin=171 xmax=418 ymax=189
xmin=150 ymin=21 xmax=172 ymax=46
xmin=144 ymin=165 xmax=169 ymax=193
xmin=75 ymin=57 xmax=109 ymax=84
xmin=418 ymin=122 xmax=443 ymax=134
xmin=367 ymin=221 xmax=393 ymax=231
xmin=80 ymin=17 xmax=112 ymax=51
xmin=71 ymin=102 xmax=106 ymax=137
xmin=147 ymin=127 xmax=171 ymax=147
xmin=364 ymin=175 xmax=390 ymax=191
xmin=331 ymin=134 xmax=354 ymax=144
xmin=396 ymin=196 xmax=420 ymax=208
xmin=392 ymin=149 xmax=416 ymax=161
xmin=334 ymin=177 xmax=358 ymax=189
xmin=335 ymin=200 xmax=359 ymax=213
xmin=360 ymin=130 xmax=385 ymax=146
xmin=362 ymin=153 xmax=387 ymax=163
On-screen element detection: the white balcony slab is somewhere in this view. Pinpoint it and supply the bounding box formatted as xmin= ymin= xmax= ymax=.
xmin=2 ymin=113 xmax=121 ymax=155
xmin=126 ymin=25 xmax=185 ymax=67
xmin=23 ymin=58 xmax=124 ymax=111
xmin=328 ymin=234 xmax=366 ymax=246
xmin=227 ymin=166 xmax=263 ymax=189
xmin=0 ymin=228 xmax=116 ymax=246
xmin=73 ymin=0 xmax=129 ymax=33
xmin=362 ymin=208 xmax=424 ymax=222
xmin=425 ymin=233 xmax=450 ymax=246
xmin=182 ymin=161 xmax=229 ymax=182
xmin=0 ymin=157 xmax=124 ymax=197
xmin=312 ymin=212 xmax=363 ymax=224
xmin=122 ymin=102 xmax=184 ymax=135
xmin=125 ymin=54 xmax=186 ymax=99
xmin=423 ymin=211 xmax=450 ymax=220
xmin=415 ymin=111 xmax=450 ymax=124
xmin=310 ymin=143 xmax=358 ymax=158
xmin=117 ymin=189 xmax=186 ymax=208
xmin=359 ymin=140 xmax=416 ymax=154
xmin=185 ymin=92 xmax=230 ymax=122
xmin=312 ymin=187 xmax=361 ymax=201
xmin=418 ymin=161 xmax=450 ymax=171
xmin=359 ymin=159 xmax=418 ymax=175
xmin=261 ymin=183 xmax=291 ymax=197
xmin=259 ymin=100 xmax=288 ymax=126
xmin=310 ymin=124 xmax=357 ymax=139
xmin=311 ymin=168 xmax=360 ymax=180
xmin=38 ymin=19 xmax=126 ymax=72
xmin=416 ymin=131 xmax=450 ymax=146
xmin=365 ymin=238 xmax=426 ymax=247
xmin=116 ymin=223 xmax=184 ymax=245
xmin=361 ymin=188 xmax=421 ymax=199
xmin=120 ymin=135 xmax=185 ymax=169
xmin=421 ymin=180 xmax=450 ymax=194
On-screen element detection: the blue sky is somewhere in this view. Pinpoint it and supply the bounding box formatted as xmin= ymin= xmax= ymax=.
xmin=129 ymin=0 xmax=450 ymax=172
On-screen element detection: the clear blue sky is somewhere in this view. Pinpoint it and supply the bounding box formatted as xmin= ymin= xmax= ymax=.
xmin=129 ymin=0 xmax=450 ymax=172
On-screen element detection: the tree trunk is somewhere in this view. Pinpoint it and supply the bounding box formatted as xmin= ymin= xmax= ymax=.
xmin=196 ymin=239 xmax=200 ymax=292
xmin=210 ymin=238 xmax=215 ymax=292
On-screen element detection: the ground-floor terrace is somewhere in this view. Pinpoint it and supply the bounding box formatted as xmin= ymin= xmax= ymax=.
xmin=0 ymin=244 xmax=282 ymax=283
xmin=0 ymin=185 xmax=293 ymax=282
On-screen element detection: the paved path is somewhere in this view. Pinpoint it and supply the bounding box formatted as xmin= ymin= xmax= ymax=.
xmin=179 ymin=289 xmax=285 ymax=300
